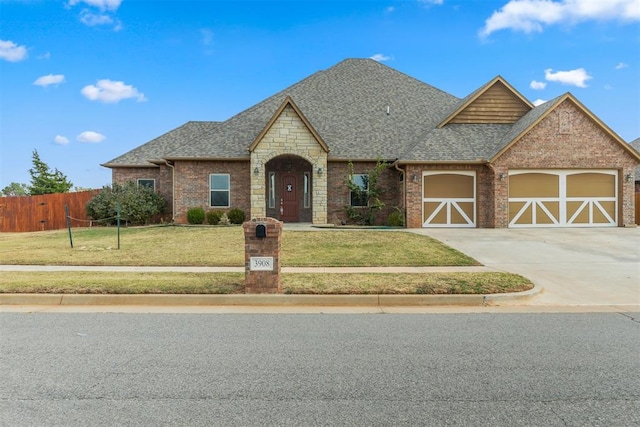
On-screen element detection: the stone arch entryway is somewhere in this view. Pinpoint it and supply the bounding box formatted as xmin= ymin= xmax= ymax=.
xmin=265 ymin=155 xmax=313 ymax=222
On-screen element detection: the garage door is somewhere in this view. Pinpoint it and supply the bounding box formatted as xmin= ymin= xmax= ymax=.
xmin=508 ymin=170 xmax=617 ymax=227
xmin=423 ymin=172 xmax=475 ymax=227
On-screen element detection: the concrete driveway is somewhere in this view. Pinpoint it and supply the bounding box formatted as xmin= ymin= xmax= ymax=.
xmin=412 ymin=227 xmax=640 ymax=307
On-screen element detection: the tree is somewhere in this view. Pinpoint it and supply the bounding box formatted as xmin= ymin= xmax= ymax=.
xmin=86 ymin=181 xmax=166 ymax=225
xmin=28 ymin=149 xmax=73 ymax=195
xmin=344 ymin=158 xmax=388 ymax=225
xmin=1 ymin=182 xmax=29 ymax=197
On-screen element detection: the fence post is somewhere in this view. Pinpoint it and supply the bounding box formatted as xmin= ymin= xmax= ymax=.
xmin=65 ymin=204 xmax=73 ymax=248
xmin=116 ymin=203 xmax=121 ymax=250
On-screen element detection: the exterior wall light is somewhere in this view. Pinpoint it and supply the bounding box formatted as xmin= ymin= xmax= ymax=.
xmin=317 ymin=167 xmax=323 ymax=175
xmin=412 ymin=175 xmax=420 ymax=183
xmin=625 ymin=173 xmax=633 ymax=182
xmin=253 ymin=167 xmax=259 ymax=176
xmin=499 ymin=172 xmax=506 ymax=181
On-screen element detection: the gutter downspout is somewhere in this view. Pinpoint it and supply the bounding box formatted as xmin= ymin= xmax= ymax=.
xmin=165 ymin=160 xmax=175 ymax=223
xmin=393 ymin=160 xmax=406 ymax=224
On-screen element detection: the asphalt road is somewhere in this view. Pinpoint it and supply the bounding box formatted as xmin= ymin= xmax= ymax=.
xmin=1 ymin=313 xmax=639 ymax=426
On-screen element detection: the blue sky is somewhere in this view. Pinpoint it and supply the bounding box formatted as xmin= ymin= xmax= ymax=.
xmin=1 ymin=0 xmax=639 ymax=190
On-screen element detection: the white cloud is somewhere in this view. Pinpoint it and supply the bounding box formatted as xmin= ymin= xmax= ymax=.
xmin=33 ymin=74 xmax=65 ymax=87
xmin=385 ymin=6 xmax=395 ymax=13
xmin=480 ymin=0 xmax=640 ymax=37
xmin=615 ymin=62 xmax=629 ymax=69
xmin=370 ymin=53 xmax=391 ymax=62
xmin=533 ymin=98 xmax=547 ymax=106
xmin=77 ymin=131 xmax=106 ymax=143
xmin=80 ymin=10 xmax=113 ymax=26
xmin=54 ymin=135 xmax=70 ymax=145
xmin=544 ymin=68 xmax=592 ymax=87
xmin=68 ymin=0 xmax=122 ymax=11
xmin=37 ymin=52 xmax=51 ymax=60
xmin=0 ymin=40 xmax=28 ymax=62
xmin=81 ymin=79 xmax=147 ymax=103
xmin=530 ymin=80 xmax=547 ymax=90
xmin=418 ymin=0 xmax=444 ymax=6
xmin=604 ymin=84 xmax=613 ymax=90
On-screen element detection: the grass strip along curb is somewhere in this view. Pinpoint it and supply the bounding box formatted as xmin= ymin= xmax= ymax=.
xmin=0 ymin=272 xmax=533 ymax=295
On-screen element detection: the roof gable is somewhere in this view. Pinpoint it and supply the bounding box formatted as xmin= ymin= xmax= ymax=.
xmin=248 ymin=96 xmax=329 ymax=153
xmin=490 ymin=93 xmax=640 ymax=162
xmin=439 ymin=77 xmax=533 ymax=127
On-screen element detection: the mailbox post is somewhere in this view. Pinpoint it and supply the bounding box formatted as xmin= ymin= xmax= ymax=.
xmin=242 ymin=217 xmax=282 ymax=293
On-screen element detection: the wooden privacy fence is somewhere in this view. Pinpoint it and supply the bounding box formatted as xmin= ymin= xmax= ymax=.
xmin=0 ymin=190 xmax=101 ymax=232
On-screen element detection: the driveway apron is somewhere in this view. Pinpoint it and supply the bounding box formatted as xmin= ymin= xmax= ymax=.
xmin=410 ymin=228 xmax=640 ymax=306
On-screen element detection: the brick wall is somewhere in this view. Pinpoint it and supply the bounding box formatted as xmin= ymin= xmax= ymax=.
xmin=172 ymin=160 xmax=251 ymax=224
xmin=493 ymin=99 xmax=638 ymax=227
xmin=327 ymin=161 xmax=401 ymax=226
xmin=111 ymin=165 xmax=173 ymax=219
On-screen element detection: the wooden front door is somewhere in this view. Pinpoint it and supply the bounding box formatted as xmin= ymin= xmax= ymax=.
xmin=280 ymin=173 xmax=298 ymax=222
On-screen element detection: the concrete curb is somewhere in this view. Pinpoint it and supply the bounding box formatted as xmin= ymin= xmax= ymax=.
xmin=0 ymin=283 xmax=542 ymax=307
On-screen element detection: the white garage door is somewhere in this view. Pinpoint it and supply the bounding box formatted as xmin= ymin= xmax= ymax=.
xmin=423 ymin=172 xmax=476 ymax=227
xmin=508 ymin=170 xmax=617 ymax=227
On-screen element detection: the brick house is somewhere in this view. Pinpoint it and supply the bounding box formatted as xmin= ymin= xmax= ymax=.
xmin=103 ymin=59 xmax=640 ymax=228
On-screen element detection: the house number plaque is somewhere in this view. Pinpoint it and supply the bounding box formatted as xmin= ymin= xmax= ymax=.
xmin=250 ymin=256 xmax=274 ymax=271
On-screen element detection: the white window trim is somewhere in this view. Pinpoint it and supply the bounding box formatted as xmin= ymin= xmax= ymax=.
xmin=209 ymin=173 xmax=230 ymax=208
xmin=304 ymin=172 xmax=310 ymax=208
xmin=269 ymin=172 xmax=276 ymax=209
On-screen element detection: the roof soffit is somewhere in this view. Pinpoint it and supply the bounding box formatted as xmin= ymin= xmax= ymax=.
xmin=248 ymin=96 xmax=329 ymax=153
xmin=438 ymin=76 xmax=534 ymax=128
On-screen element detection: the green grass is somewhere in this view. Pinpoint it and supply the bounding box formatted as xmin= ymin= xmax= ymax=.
xmin=0 ymin=225 xmax=533 ymax=295
xmin=0 ymin=225 xmax=478 ymax=267
xmin=0 ymin=272 xmax=533 ymax=295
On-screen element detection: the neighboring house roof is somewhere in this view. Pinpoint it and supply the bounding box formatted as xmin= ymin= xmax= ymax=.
xmin=103 ymin=58 xmax=638 ymax=168
xmin=630 ymin=137 xmax=640 ymax=179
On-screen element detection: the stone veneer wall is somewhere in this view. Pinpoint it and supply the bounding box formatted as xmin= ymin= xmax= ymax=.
xmin=250 ymin=105 xmax=327 ymax=224
xmin=172 ymin=160 xmax=250 ymax=224
xmin=493 ymin=100 xmax=638 ymax=227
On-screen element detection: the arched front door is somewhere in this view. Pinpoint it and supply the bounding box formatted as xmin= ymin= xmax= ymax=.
xmin=280 ymin=173 xmax=298 ymax=222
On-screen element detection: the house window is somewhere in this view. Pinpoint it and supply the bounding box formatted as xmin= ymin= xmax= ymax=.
xmin=137 ymin=179 xmax=155 ymax=190
xmin=210 ymin=174 xmax=230 ymax=207
xmin=350 ymin=173 xmax=369 ymax=207
xmin=304 ymin=172 xmax=310 ymax=208
xmin=269 ymin=172 xmax=276 ymax=209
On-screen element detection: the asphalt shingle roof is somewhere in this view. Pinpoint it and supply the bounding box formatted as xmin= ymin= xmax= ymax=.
xmin=104 ymin=58 xmax=545 ymax=167
xmin=102 ymin=121 xmax=221 ymax=167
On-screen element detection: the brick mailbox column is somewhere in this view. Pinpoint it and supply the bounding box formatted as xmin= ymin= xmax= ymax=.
xmin=243 ymin=217 xmax=283 ymax=293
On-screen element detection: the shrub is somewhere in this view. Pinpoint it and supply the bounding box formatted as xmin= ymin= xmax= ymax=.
xmin=218 ymin=213 xmax=230 ymax=226
xmin=206 ymin=210 xmax=223 ymax=225
xmin=186 ymin=207 xmax=205 ymax=224
xmin=86 ymin=181 xmax=166 ymax=226
xmin=227 ymin=208 xmax=245 ymax=224
xmin=387 ymin=208 xmax=405 ymax=227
